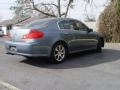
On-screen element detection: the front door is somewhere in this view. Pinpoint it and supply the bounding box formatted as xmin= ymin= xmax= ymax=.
xmin=69 ymin=20 xmax=97 ymax=52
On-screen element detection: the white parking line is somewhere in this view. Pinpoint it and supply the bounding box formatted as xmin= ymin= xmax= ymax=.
xmin=0 ymin=81 xmax=21 ymax=90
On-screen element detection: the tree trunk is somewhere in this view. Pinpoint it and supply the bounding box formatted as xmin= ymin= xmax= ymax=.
xmin=58 ymin=0 xmax=61 ymax=17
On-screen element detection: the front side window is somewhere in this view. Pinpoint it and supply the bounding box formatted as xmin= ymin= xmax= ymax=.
xmin=79 ymin=22 xmax=88 ymax=30
xmin=69 ymin=20 xmax=88 ymax=31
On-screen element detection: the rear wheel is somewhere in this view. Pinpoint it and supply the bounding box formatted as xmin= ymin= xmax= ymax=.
xmin=96 ymin=39 xmax=102 ymax=53
xmin=50 ymin=43 xmax=67 ymax=64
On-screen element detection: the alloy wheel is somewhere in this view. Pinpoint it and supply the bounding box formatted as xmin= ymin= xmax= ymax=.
xmin=54 ymin=45 xmax=66 ymax=62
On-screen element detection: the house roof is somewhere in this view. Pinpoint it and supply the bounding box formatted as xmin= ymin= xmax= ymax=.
xmin=0 ymin=17 xmax=30 ymax=26
xmin=0 ymin=16 xmax=47 ymax=27
xmin=0 ymin=19 xmax=16 ymax=26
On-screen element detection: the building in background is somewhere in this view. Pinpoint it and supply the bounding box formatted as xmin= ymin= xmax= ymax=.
xmin=0 ymin=19 xmax=14 ymax=35
xmin=84 ymin=21 xmax=98 ymax=32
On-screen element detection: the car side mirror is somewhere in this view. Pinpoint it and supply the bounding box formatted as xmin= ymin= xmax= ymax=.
xmin=88 ymin=29 xmax=93 ymax=33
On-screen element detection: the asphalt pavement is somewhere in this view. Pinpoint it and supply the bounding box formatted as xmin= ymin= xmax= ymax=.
xmin=0 ymin=37 xmax=120 ymax=90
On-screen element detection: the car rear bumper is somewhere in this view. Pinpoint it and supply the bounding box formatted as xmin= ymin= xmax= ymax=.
xmin=5 ymin=41 xmax=51 ymax=57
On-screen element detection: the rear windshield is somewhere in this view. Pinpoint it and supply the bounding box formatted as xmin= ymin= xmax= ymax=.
xmin=23 ymin=19 xmax=50 ymax=29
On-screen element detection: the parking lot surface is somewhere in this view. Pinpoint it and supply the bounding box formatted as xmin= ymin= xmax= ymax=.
xmin=0 ymin=38 xmax=120 ymax=90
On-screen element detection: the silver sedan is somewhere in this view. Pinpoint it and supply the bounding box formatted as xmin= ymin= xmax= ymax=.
xmin=5 ymin=18 xmax=104 ymax=63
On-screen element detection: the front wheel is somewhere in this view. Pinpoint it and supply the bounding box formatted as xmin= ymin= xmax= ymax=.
xmin=50 ymin=43 xmax=67 ymax=64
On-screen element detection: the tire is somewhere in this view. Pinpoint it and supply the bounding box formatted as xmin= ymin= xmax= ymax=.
xmin=50 ymin=42 xmax=67 ymax=64
xmin=96 ymin=39 xmax=102 ymax=53
xmin=24 ymin=56 xmax=35 ymax=60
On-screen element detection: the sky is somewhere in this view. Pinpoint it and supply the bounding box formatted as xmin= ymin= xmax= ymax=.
xmin=0 ymin=0 xmax=107 ymax=21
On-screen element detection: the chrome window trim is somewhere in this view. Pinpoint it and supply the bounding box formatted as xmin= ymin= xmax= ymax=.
xmin=70 ymin=47 xmax=97 ymax=54
xmin=68 ymin=39 xmax=98 ymax=44
xmin=57 ymin=19 xmax=89 ymax=31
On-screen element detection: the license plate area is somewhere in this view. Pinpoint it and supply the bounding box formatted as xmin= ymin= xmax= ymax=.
xmin=9 ymin=46 xmax=17 ymax=52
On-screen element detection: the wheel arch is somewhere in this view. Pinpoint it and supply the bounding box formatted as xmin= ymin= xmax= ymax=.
xmin=52 ymin=40 xmax=69 ymax=54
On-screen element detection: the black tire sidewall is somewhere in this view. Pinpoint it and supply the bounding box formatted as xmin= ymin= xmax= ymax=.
xmin=96 ymin=39 xmax=102 ymax=52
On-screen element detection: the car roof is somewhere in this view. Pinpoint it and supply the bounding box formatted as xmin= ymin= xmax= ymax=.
xmin=33 ymin=18 xmax=80 ymax=23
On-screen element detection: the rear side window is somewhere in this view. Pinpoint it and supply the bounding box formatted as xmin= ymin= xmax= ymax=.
xmin=58 ymin=20 xmax=71 ymax=29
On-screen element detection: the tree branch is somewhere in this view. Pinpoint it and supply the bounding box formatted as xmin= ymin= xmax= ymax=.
xmin=30 ymin=0 xmax=57 ymax=17
xmin=60 ymin=12 xmax=66 ymax=17
xmin=41 ymin=3 xmax=58 ymax=8
xmin=65 ymin=0 xmax=73 ymax=17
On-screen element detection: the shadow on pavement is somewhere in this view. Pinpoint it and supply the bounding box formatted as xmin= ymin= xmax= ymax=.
xmin=20 ymin=49 xmax=120 ymax=69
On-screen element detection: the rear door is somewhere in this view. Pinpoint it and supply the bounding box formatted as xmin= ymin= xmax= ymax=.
xmin=58 ymin=20 xmax=76 ymax=52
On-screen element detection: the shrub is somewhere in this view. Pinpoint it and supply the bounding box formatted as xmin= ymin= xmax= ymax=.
xmin=98 ymin=0 xmax=120 ymax=43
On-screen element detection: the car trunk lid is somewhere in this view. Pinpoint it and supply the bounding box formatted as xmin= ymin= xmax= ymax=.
xmin=10 ymin=29 xmax=31 ymax=42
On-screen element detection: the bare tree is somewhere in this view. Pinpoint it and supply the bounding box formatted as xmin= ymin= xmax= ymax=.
xmin=10 ymin=0 xmax=32 ymax=19
xmin=11 ymin=0 xmax=97 ymax=19
xmin=11 ymin=0 xmax=108 ymax=19
xmin=25 ymin=0 xmax=74 ymax=17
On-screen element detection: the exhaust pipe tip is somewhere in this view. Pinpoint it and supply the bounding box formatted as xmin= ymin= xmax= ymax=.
xmin=6 ymin=52 xmax=14 ymax=55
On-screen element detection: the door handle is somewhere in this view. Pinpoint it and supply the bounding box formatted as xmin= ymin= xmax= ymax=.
xmin=63 ymin=33 xmax=69 ymax=35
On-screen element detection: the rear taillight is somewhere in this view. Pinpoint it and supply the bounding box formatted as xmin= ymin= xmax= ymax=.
xmin=22 ymin=29 xmax=44 ymax=39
